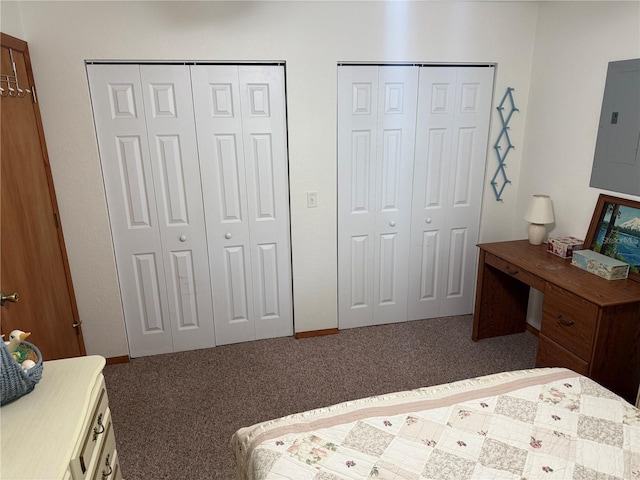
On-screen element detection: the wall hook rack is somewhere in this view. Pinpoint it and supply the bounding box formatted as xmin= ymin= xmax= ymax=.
xmin=0 ymin=47 xmax=32 ymax=99
xmin=491 ymin=87 xmax=518 ymax=201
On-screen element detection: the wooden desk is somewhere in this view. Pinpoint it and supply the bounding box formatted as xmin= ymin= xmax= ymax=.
xmin=473 ymin=240 xmax=640 ymax=403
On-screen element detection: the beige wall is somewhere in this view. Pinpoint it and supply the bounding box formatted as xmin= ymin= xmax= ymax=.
xmin=1 ymin=1 xmax=24 ymax=38
xmin=517 ymin=1 xmax=640 ymax=239
xmin=4 ymin=1 xmax=637 ymax=358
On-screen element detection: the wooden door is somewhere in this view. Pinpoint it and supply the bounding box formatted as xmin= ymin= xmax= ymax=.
xmin=0 ymin=33 xmax=85 ymax=359
xmin=191 ymin=65 xmax=293 ymax=345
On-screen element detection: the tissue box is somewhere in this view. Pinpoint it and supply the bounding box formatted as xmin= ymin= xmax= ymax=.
xmin=571 ymin=249 xmax=630 ymax=280
xmin=547 ymin=236 xmax=584 ymax=258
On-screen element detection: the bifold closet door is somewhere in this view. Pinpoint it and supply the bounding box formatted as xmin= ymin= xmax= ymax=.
xmin=338 ymin=66 xmax=419 ymax=329
xmin=407 ymin=67 xmax=494 ymax=320
xmin=338 ymin=64 xmax=494 ymax=330
xmin=191 ymin=65 xmax=293 ymax=345
xmin=88 ymin=64 xmax=215 ymax=357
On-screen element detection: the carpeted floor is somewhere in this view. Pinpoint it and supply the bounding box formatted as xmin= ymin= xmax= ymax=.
xmin=103 ymin=315 xmax=537 ymax=479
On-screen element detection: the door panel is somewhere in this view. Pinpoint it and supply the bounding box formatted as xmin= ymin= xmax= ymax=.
xmin=1 ymin=34 xmax=85 ymax=359
xmin=191 ymin=65 xmax=254 ymax=346
xmin=338 ymin=66 xmax=418 ymax=328
xmin=88 ymin=64 xmax=174 ymax=357
xmin=239 ymin=66 xmax=292 ymax=340
xmin=89 ymin=64 xmax=217 ymax=357
xmin=139 ymin=65 xmax=215 ymax=353
xmin=132 ymin=253 xmax=166 ymax=333
xmin=224 ymin=245 xmax=251 ymax=323
xmin=408 ymin=68 xmax=457 ymax=321
xmin=338 ymin=66 xmax=378 ymax=329
xmin=408 ymin=66 xmax=494 ymax=320
xmin=192 ymin=65 xmax=292 ymax=345
xmin=340 ymin=65 xmax=493 ymax=328
xmin=439 ymin=67 xmax=494 ymax=316
xmin=372 ymin=66 xmax=418 ymax=325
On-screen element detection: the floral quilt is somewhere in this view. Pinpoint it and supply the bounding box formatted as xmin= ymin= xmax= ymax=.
xmin=231 ymin=368 xmax=640 ymax=480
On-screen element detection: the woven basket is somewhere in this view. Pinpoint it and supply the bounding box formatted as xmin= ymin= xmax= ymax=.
xmin=1 ymin=340 xmax=43 ymax=406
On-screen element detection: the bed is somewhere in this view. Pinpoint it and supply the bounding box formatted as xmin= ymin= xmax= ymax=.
xmin=231 ymin=368 xmax=640 ymax=479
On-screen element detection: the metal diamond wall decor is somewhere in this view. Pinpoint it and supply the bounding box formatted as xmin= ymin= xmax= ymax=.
xmin=491 ymin=87 xmax=518 ymax=201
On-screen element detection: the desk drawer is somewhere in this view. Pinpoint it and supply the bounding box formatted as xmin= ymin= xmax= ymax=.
xmin=536 ymin=334 xmax=589 ymax=375
xmin=484 ymin=252 xmax=545 ymax=291
xmin=541 ymin=283 xmax=598 ymax=361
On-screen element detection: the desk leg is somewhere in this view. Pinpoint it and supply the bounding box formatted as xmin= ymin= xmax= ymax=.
xmin=473 ymin=250 xmax=530 ymax=340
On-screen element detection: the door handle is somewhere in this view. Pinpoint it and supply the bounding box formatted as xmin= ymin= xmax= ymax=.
xmin=0 ymin=291 xmax=19 ymax=307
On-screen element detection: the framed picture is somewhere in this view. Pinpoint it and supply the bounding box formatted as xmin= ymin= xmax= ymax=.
xmin=584 ymin=194 xmax=640 ymax=282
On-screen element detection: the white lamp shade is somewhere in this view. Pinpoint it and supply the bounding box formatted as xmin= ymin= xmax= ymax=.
xmin=523 ymin=194 xmax=554 ymax=225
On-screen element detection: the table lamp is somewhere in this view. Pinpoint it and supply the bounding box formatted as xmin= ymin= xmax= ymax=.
xmin=523 ymin=194 xmax=554 ymax=245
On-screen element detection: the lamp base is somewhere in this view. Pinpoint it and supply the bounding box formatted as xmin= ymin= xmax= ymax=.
xmin=528 ymin=223 xmax=547 ymax=245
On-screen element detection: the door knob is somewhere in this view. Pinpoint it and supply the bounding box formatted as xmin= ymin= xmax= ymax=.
xmin=0 ymin=291 xmax=19 ymax=307
xmin=225 ymin=233 xmax=232 ymax=239
xmin=389 ymin=221 xmax=396 ymax=227
xmin=425 ymin=218 xmax=432 ymax=224
xmin=179 ymin=235 xmax=187 ymax=242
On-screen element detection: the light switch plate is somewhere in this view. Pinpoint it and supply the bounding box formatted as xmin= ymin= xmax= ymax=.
xmin=307 ymin=191 xmax=317 ymax=208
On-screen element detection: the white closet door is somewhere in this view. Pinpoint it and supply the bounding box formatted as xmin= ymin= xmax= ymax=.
xmin=138 ymin=65 xmax=216 ymax=352
xmin=338 ymin=65 xmax=419 ymax=329
xmin=191 ymin=65 xmax=292 ymax=345
xmin=407 ymin=68 xmax=456 ymax=320
xmin=408 ymin=66 xmax=494 ymax=320
xmin=89 ymin=64 xmax=216 ymax=357
xmin=337 ymin=66 xmax=379 ymax=329
xmin=373 ymin=66 xmax=419 ymax=325
xmin=88 ymin=65 xmax=173 ymax=357
xmin=238 ymin=66 xmax=293 ymax=340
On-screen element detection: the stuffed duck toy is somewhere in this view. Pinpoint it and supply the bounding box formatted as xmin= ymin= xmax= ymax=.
xmin=4 ymin=330 xmax=33 ymax=366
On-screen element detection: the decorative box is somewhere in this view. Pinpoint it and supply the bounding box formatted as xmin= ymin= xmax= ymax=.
xmin=571 ymin=249 xmax=630 ymax=280
xmin=547 ymin=236 xmax=584 ymax=258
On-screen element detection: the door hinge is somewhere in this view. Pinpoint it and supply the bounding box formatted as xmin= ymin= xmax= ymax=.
xmin=53 ymin=212 xmax=60 ymax=228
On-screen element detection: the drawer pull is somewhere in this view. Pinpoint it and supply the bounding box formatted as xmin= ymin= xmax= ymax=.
xmin=93 ymin=413 xmax=105 ymax=441
xmin=557 ymin=314 xmax=575 ymax=327
xmin=101 ymin=453 xmax=113 ymax=480
xmin=505 ymin=266 xmax=519 ymax=276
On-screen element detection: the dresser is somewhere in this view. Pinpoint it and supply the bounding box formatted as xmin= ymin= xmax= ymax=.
xmin=1 ymin=355 xmax=122 ymax=479
xmin=474 ymin=240 xmax=640 ymax=404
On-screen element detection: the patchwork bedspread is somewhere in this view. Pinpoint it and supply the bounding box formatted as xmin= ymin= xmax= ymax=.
xmin=231 ymin=368 xmax=640 ymax=479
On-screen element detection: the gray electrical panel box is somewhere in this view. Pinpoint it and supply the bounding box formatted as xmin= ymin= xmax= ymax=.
xmin=590 ymin=58 xmax=640 ymax=196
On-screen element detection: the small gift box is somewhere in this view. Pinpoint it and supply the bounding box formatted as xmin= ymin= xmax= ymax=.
xmin=547 ymin=236 xmax=584 ymax=258
xmin=571 ymin=249 xmax=630 ymax=280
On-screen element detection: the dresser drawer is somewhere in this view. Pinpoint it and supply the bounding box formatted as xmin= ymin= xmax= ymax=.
xmin=541 ymin=283 xmax=598 ymax=361
xmin=485 ymin=252 xmax=545 ymax=291
xmin=93 ymin=415 xmax=117 ymax=480
xmin=110 ymin=451 xmax=123 ymax=480
xmin=536 ymin=334 xmax=589 ymax=375
xmin=70 ymin=377 xmax=110 ymax=478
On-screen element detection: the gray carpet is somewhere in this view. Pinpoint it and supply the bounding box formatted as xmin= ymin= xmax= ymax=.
xmin=103 ymin=315 xmax=537 ymax=479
